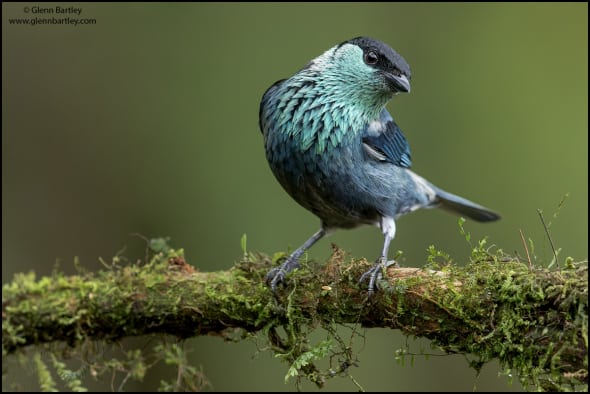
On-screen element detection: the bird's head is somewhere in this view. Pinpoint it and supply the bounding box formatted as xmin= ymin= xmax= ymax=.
xmin=344 ymin=37 xmax=411 ymax=94
xmin=302 ymin=37 xmax=411 ymax=107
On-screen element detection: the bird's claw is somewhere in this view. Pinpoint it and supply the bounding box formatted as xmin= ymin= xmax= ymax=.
xmin=266 ymin=257 xmax=300 ymax=292
xmin=359 ymin=258 xmax=399 ymax=296
xmin=266 ymin=266 xmax=287 ymax=292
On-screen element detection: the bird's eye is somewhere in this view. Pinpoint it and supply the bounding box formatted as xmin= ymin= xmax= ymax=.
xmin=364 ymin=51 xmax=379 ymax=65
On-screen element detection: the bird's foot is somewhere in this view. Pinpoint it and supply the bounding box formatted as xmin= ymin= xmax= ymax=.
xmin=266 ymin=256 xmax=301 ymax=292
xmin=359 ymin=257 xmax=399 ymax=296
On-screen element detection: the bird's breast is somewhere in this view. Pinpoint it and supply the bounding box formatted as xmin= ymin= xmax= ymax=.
xmin=261 ymin=81 xmax=387 ymax=227
xmin=265 ymin=115 xmax=379 ymax=226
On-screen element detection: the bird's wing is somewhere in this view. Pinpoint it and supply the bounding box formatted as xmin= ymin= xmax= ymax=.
xmin=361 ymin=109 xmax=412 ymax=168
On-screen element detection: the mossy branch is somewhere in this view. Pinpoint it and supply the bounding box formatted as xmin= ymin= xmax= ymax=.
xmin=2 ymin=245 xmax=587 ymax=391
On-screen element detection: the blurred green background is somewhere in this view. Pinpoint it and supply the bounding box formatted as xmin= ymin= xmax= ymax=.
xmin=2 ymin=2 xmax=587 ymax=392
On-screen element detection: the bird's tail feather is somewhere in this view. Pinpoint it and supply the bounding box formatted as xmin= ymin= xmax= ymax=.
xmin=433 ymin=187 xmax=500 ymax=222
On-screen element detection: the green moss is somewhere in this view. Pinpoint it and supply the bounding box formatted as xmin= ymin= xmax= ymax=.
xmin=417 ymin=249 xmax=587 ymax=391
xmin=3 ymin=237 xmax=587 ymax=391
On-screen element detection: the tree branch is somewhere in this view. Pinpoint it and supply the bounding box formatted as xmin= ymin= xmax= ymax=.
xmin=2 ymin=245 xmax=587 ymax=390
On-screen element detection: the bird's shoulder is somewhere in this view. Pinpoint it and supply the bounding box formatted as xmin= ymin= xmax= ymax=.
xmin=361 ymin=110 xmax=412 ymax=168
xmin=259 ymin=79 xmax=286 ymax=134
xmin=261 ymin=78 xmax=286 ymax=102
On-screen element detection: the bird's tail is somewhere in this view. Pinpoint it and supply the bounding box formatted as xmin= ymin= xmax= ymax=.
xmin=432 ymin=187 xmax=500 ymax=222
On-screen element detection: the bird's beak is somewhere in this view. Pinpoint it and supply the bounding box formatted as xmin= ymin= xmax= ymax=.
xmin=385 ymin=73 xmax=411 ymax=93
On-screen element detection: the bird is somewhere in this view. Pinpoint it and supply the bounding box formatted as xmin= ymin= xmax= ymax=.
xmin=259 ymin=36 xmax=500 ymax=295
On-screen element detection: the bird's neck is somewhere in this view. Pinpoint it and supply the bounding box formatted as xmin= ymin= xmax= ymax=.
xmin=268 ymin=73 xmax=393 ymax=154
xmin=286 ymin=93 xmax=387 ymax=155
xmin=306 ymin=71 xmax=392 ymax=122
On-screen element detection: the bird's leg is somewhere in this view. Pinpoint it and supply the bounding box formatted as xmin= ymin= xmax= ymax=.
xmin=266 ymin=228 xmax=326 ymax=291
xmin=359 ymin=217 xmax=398 ymax=295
